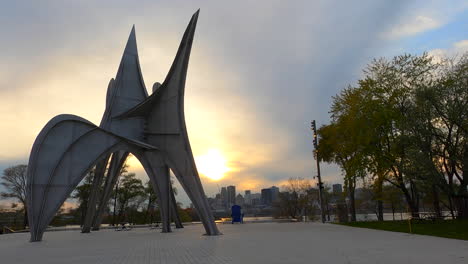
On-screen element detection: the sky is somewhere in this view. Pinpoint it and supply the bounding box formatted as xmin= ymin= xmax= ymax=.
xmin=0 ymin=0 xmax=467 ymax=208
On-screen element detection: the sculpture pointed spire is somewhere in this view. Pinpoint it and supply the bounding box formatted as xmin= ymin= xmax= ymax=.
xmin=102 ymin=25 xmax=148 ymax=131
xmin=117 ymin=9 xmax=200 ymax=118
xmin=123 ymin=25 xmax=138 ymax=56
xmin=161 ymin=9 xmax=199 ymax=87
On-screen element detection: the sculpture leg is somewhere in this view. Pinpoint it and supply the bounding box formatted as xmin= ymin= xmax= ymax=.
xmin=170 ymin=187 xmax=183 ymax=228
xmin=82 ymin=157 xmax=109 ymax=233
xmin=151 ymin=166 xmax=171 ymax=233
xmin=138 ymin=152 xmax=172 ymax=233
xmin=145 ymin=138 xmax=220 ymax=235
xmin=167 ymin=158 xmax=220 ymax=235
xmin=92 ymin=152 xmax=128 ymax=230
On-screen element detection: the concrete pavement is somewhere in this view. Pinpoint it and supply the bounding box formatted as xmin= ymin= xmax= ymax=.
xmin=1 ymin=222 xmax=467 ymax=264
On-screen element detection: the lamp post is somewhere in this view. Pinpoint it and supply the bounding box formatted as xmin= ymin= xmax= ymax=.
xmin=311 ymin=120 xmax=326 ymax=223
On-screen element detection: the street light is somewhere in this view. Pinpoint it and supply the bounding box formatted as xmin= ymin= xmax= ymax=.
xmin=311 ymin=120 xmax=326 ymax=223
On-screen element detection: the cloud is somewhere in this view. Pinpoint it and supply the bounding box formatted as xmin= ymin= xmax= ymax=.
xmin=454 ymin=40 xmax=468 ymax=51
xmin=429 ymin=39 xmax=468 ymax=62
xmin=381 ymin=0 xmax=468 ymax=40
xmin=383 ymin=15 xmax=442 ymax=39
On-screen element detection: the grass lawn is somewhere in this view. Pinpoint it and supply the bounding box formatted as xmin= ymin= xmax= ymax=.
xmin=338 ymin=220 xmax=468 ymax=240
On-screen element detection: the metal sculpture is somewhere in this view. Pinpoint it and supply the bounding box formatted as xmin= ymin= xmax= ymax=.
xmin=26 ymin=10 xmax=221 ymax=242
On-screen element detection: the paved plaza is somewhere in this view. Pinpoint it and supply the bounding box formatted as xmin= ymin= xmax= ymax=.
xmin=1 ymin=222 xmax=467 ymax=264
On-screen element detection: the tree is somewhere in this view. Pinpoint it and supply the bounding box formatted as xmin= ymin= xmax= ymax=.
xmin=319 ymin=52 xmax=467 ymax=219
xmin=322 ymin=184 xmax=334 ymax=221
xmin=72 ymin=170 xmax=95 ymax=225
xmin=144 ymin=180 xmax=158 ymax=223
xmin=319 ymin=51 xmax=468 ymax=221
xmin=277 ymin=177 xmax=318 ymax=220
xmin=382 ymin=184 xmax=405 ymax=220
xmin=358 ymin=54 xmax=441 ymax=218
xmin=1 ymin=164 xmax=28 ymax=228
xmin=318 ymin=85 xmax=373 ymax=221
xmin=115 ymin=173 xmax=145 ymax=223
xmin=413 ymin=53 xmax=468 ymax=218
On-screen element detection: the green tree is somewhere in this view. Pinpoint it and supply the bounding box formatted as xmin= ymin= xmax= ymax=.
xmin=413 ymin=54 xmax=468 ymax=218
xmin=319 ymin=51 xmax=468 ymax=220
xmin=320 ymin=53 xmax=445 ymax=218
xmin=357 ymin=54 xmax=440 ymax=218
xmin=144 ymin=180 xmax=158 ymax=223
xmin=72 ymin=170 xmax=94 ymax=225
xmin=115 ymin=173 xmax=145 ymax=223
xmin=318 ymin=89 xmax=371 ymax=221
xmin=382 ymin=184 xmax=405 ymax=220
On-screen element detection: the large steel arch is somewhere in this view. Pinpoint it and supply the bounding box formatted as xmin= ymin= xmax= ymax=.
xmin=27 ymin=115 xmax=158 ymax=241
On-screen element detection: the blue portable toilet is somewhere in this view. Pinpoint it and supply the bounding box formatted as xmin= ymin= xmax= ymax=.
xmin=231 ymin=205 xmax=243 ymax=224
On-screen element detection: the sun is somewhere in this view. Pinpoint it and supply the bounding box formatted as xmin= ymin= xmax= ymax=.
xmin=195 ymin=149 xmax=230 ymax=181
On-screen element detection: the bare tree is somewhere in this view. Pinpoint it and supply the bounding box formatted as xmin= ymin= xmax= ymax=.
xmin=278 ymin=177 xmax=318 ymax=220
xmin=1 ymin=164 xmax=28 ymax=228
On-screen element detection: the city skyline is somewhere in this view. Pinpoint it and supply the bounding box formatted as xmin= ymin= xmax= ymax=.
xmin=1 ymin=1 xmax=467 ymax=207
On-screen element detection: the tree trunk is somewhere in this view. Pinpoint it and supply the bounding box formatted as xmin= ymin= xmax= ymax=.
xmin=23 ymin=206 xmax=28 ymax=229
xmin=453 ymin=195 xmax=468 ymax=220
xmin=448 ymin=196 xmax=456 ymax=219
xmin=391 ymin=202 xmax=395 ymax=221
xmin=146 ymin=199 xmax=152 ymax=223
xmin=376 ymin=173 xmax=384 ymax=221
xmin=410 ymin=180 xmax=420 ymax=217
xmin=400 ymin=184 xmax=419 ymax=218
xmin=112 ymin=179 xmax=119 ymax=226
xmin=432 ymin=184 xmax=441 ymax=218
xmin=455 ymin=171 xmax=468 ymax=219
xmin=349 ymin=183 xmax=356 ymax=222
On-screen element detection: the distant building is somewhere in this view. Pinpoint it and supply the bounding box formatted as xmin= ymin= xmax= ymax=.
xmin=227 ymin=185 xmax=236 ymax=207
xmin=332 ymin=184 xmax=343 ymax=194
xmin=251 ymin=193 xmax=261 ymax=206
xmin=236 ymin=193 xmax=244 ymax=206
xmin=261 ymin=188 xmax=272 ymax=205
xmin=244 ymin=190 xmax=252 ymax=205
xmin=270 ymin=186 xmax=279 ymax=202
xmin=261 ymin=186 xmax=280 ymax=206
xmin=221 ymin=187 xmax=227 ymax=207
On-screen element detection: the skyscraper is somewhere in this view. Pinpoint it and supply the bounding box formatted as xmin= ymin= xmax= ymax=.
xmin=270 ymin=186 xmax=279 ymax=202
xmin=236 ymin=193 xmax=244 ymax=205
xmin=221 ymin=187 xmax=227 ymax=207
xmin=227 ymin=185 xmax=236 ymax=206
xmin=261 ymin=188 xmax=273 ymax=205
xmin=244 ymin=190 xmax=252 ymax=205
xmin=261 ymin=186 xmax=280 ymax=205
